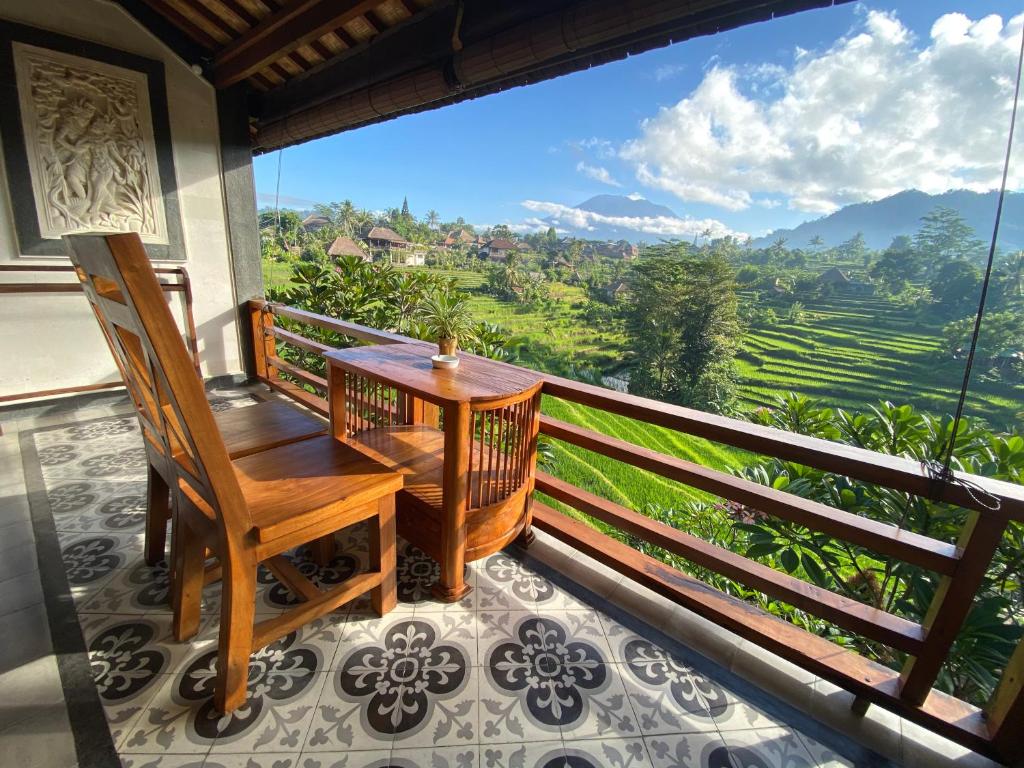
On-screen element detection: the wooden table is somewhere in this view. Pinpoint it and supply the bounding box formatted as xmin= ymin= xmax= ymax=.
xmin=324 ymin=343 xmax=543 ymax=601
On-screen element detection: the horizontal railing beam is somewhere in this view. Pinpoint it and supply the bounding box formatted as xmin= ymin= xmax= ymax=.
xmin=256 ymin=299 xmax=416 ymax=346
xmin=540 ymin=416 xmax=960 ymax=575
xmin=536 ymin=472 xmax=925 ymax=653
xmin=531 ymin=501 xmax=992 ymax=755
xmin=540 ymin=374 xmax=1024 ymax=522
xmin=269 ymin=326 xmax=332 ymax=355
xmin=267 ymin=355 xmax=328 ymax=391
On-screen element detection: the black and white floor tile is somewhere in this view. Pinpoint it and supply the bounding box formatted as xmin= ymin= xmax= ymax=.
xmin=21 ymin=394 xmax=869 ymax=768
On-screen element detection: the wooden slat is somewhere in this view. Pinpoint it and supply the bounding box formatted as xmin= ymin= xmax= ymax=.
xmin=139 ymin=0 xmax=220 ymax=48
xmin=988 ymin=639 xmax=1024 ymax=762
xmin=531 ymin=502 xmax=993 ymax=755
xmin=270 ymin=325 xmax=332 ymax=355
xmin=540 ymin=416 xmax=960 ymax=575
xmin=536 ymin=472 xmax=925 ymax=653
xmin=540 ymin=375 xmax=1024 ymax=522
xmin=268 ymin=354 xmax=327 ymax=390
xmin=259 ymin=300 xmax=414 ymax=346
xmin=262 ymin=375 xmax=328 ymax=417
xmin=252 ymin=571 xmax=380 ymax=649
xmin=899 ymin=512 xmax=1008 ymax=703
xmin=265 ymin=554 xmax=321 ymax=601
xmin=214 ymin=0 xmax=382 ymax=87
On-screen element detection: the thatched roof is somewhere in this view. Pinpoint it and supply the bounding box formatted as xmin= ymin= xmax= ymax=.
xmin=367 ymin=226 xmax=408 ymax=245
xmin=327 ymin=236 xmax=366 ymax=258
xmin=486 ymin=239 xmax=517 ymax=250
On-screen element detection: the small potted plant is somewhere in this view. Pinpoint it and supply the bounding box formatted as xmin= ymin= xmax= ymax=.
xmin=417 ymin=290 xmax=474 ymax=365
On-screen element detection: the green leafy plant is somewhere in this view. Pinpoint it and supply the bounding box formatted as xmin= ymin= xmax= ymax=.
xmin=416 ymin=290 xmax=475 ymax=343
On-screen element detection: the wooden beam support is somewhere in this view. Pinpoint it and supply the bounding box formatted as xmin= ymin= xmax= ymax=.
xmin=537 ymin=472 xmax=926 ymax=653
xmin=214 ymin=0 xmax=382 ymax=88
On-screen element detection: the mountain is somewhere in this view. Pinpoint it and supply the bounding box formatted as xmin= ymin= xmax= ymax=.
xmin=574 ymin=194 xmax=679 ymax=220
xmin=540 ymin=194 xmax=684 ymax=242
xmin=751 ymin=189 xmax=1024 ymax=252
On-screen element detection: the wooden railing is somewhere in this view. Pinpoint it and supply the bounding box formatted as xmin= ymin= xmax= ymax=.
xmin=0 ymin=265 xmax=199 ymax=403
xmin=248 ymin=298 xmax=1024 ymax=764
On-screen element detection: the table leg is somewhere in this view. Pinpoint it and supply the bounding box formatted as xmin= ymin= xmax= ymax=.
xmin=432 ymin=402 xmax=472 ymax=602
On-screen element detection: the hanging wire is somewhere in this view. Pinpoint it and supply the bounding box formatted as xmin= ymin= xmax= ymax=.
xmin=274 ymin=148 xmax=284 ymax=236
xmin=926 ymin=23 xmax=1024 ymax=510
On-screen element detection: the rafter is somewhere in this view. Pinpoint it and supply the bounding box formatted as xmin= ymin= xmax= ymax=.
xmin=213 ymin=0 xmax=382 ymax=88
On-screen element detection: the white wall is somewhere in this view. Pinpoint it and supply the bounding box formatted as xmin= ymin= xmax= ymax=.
xmin=0 ymin=0 xmax=243 ymax=399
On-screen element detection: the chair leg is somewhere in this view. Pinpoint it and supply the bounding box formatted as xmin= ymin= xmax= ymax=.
xmin=215 ymin=558 xmax=257 ymax=714
xmin=172 ymin=519 xmax=203 ymax=642
xmin=145 ymin=463 xmax=170 ymax=566
xmin=370 ymin=495 xmax=397 ymax=617
xmin=310 ymin=534 xmax=335 ymax=567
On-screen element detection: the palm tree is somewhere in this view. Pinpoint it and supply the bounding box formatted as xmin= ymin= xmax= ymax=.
xmin=809 ymin=235 xmax=824 ymax=250
xmin=425 ymin=209 xmax=440 ymax=230
xmin=1000 ymin=250 xmax=1024 ymax=298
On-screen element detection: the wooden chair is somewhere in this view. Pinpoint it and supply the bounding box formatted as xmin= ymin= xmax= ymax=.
xmin=65 ymin=242 xmax=326 ymax=568
xmin=66 ymin=233 xmax=402 ymax=713
xmin=339 ymin=372 xmax=543 ymax=566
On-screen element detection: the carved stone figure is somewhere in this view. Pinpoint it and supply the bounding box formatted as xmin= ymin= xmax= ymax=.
xmin=13 ymin=43 xmax=167 ymax=242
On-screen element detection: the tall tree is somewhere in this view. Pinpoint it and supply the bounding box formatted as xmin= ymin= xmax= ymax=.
xmin=930 ymin=259 xmax=982 ymax=315
xmin=425 ymin=209 xmax=440 ymax=230
xmin=626 ymin=245 xmax=740 ymax=412
xmin=914 ymin=207 xmax=984 ymax=265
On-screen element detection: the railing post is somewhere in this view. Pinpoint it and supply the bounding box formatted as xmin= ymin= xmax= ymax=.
xmin=250 ymin=301 xmax=277 ymax=381
xmin=898 ymin=511 xmax=1007 ymax=704
xmin=987 ymin=637 xmax=1024 ymax=764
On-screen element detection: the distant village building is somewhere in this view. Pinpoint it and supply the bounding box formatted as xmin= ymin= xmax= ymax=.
xmin=366 ymin=226 xmax=409 ymax=251
xmin=327 ymin=236 xmax=369 ymax=261
xmin=586 ymin=240 xmax=638 ymax=260
xmin=443 ymin=229 xmax=476 ymax=248
xmin=817 ymin=267 xmax=874 ymax=296
xmin=480 ymin=238 xmax=518 ymax=262
xmin=301 ymin=214 xmax=331 ymax=233
xmin=391 ymin=248 xmax=427 ymax=267
xmin=607 ymin=280 xmax=631 ymax=300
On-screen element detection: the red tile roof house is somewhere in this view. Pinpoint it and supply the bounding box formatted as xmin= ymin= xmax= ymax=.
xmin=480 ymin=238 xmax=518 ymax=262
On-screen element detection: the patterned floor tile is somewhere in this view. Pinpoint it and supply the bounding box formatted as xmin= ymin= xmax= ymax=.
xmin=795 ymin=730 xmax=855 ymax=767
xmin=561 ymin=738 xmax=653 ymax=767
xmin=712 ymin=688 xmax=791 ymax=732
xmin=17 ymin=405 xmax=864 ymax=768
xmin=296 ymin=750 xmax=393 ymax=768
xmin=715 ymin=727 xmax=816 ymax=767
xmin=616 ymin=637 xmax=727 ymax=736
xmin=477 ymin=741 xmax=563 ymax=768
xmin=477 ymin=609 xmax=610 ymax=667
xmin=644 ymin=731 xmax=730 ymax=768
xmin=308 ymin=615 xmax=476 ymax=753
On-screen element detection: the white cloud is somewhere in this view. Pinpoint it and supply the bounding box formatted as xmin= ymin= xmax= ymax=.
xmin=654 ymin=63 xmax=686 ymax=81
xmin=576 ymin=161 xmax=622 ymax=187
xmin=521 ymin=200 xmax=745 ymax=240
xmin=568 ymin=137 xmax=616 ymax=159
xmin=621 ymin=10 xmax=1024 ymax=214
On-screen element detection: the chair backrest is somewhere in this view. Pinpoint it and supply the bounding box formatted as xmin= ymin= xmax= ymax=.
xmin=64 ymin=233 xmax=249 ymax=540
xmin=466 ymin=383 xmax=543 ymax=510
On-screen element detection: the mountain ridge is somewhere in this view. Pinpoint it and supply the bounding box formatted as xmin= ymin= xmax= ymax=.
xmin=751 ymin=189 xmax=1024 ymax=251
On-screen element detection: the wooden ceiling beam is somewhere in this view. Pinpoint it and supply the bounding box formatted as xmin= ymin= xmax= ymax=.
xmin=213 ymin=0 xmax=382 ymax=88
xmin=137 ymin=0 xmax=221 ymax=50
xmin=362 ymin=10 xmax=384 ymax=34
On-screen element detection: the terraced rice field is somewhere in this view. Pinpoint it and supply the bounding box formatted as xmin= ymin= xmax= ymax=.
xmin=737 ymin=295 xmax=1022 ymax=428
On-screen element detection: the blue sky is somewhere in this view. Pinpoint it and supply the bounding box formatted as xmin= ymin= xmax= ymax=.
xmin=253 ymin=2 xmax=1023 ymax=240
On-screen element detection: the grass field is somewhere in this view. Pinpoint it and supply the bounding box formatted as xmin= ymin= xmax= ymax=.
xmin=737 ymin=294 xmax=1022 ymax=429
xmin=262 ymin=258 xmax=1021 ymax=513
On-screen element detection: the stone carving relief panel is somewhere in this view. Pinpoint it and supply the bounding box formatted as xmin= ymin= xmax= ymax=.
xmin=12 ymin=42 xmax=168 ymax=243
